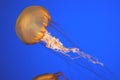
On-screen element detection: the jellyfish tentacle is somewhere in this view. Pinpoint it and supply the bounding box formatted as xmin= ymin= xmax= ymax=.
xmin=41 ymin=31 xmax=69 ymax=53
xmin=41 ymin=31 xmax=104 ymax=66
xmin=69 ymin=48 xmax=104 ymax=66
xmin=48 ymin=20 xmax=77 ymax=47
xmin=55 ymin=72 xmax=68 ymax=80
xmin=40 ymin=31 xmax=78 ymax=59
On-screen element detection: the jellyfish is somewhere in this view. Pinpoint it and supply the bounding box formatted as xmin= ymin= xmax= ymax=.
xmin=33 ymin=72 xmax=68 ymax=80
xmin=15 ymin=6 xmax=117 ymax=80
xmin=16 ymin=6 xmax=103 ymax=66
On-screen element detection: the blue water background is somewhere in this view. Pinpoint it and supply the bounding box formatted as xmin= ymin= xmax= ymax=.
xmin=0 ymin=0 xmax=120 ymax=80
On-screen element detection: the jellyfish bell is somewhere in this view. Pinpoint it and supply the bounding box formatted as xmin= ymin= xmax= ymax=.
xmin=33 ymin=72 xmax=68 ymax=80
xmin=15 ymin=6 xmax=117 ymax=80
xmin=16 ymin=6 xmax=51 ymax=44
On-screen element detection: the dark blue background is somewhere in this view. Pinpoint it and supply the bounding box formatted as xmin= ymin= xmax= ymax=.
xmin=0 ymin=0 xmax=120 ymax=80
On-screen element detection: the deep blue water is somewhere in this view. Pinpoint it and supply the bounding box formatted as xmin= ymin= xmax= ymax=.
xmin=0 ymin=0 xmax=120 ymax=80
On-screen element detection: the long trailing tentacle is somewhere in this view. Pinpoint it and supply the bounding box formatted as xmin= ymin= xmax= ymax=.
xmin=47 ymin=21 xmax=118 ymax=80
xmin=48 ymin=20 xmax=77 ymax=47
xmin=40 ymin=20 xmax=118 ymax=79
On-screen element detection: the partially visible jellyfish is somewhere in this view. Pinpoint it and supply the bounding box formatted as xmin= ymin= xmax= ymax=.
xmin=33 ymin=72 xmax=68 ymax=80
xmin=15 ymin=6 xmax=117 ymax=80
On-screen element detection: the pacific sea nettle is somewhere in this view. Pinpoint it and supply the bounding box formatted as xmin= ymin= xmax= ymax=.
xmin=16 ymin=6 xmax=103 ymax=66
